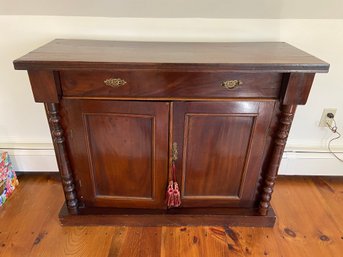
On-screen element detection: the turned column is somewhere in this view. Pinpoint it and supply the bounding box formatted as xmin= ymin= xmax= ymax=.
xmin=259 ymin=104 xmax=297 ymax=215
xmin=45 ymin=103 xmax=78 ymax=214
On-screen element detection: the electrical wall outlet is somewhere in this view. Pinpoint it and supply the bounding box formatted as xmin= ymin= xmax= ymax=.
xmin=319 ymin=108 xmax=337 ymax=127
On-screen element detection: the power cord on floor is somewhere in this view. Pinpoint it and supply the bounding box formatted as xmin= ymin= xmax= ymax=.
xmin=326 ymin=113 xmax=343 ymax=162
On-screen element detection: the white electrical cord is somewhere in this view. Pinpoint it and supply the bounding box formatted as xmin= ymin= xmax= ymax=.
xmin=326 ymin=118 xmax=343 ymax=162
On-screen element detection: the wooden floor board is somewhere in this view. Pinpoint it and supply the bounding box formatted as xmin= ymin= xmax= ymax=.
xmin=1 ymin=174 xmax=343 ymax=257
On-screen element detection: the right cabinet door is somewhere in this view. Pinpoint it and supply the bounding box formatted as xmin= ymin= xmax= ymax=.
xmin=173 ymin=101 xmax=275 ymax=208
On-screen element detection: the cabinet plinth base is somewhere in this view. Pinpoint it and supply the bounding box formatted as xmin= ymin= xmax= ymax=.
xmin=59 ymin=203 xmax=276 ymax=227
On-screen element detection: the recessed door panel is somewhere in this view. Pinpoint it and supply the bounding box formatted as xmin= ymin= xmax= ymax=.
xmin=84 ymin=113 xmax=154 ymax=199
xmin=182 ymin=114 xmax=254 ymax=198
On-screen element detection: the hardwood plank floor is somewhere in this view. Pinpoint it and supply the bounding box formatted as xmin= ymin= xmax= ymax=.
xmin=1 ymin=174 xmax=343 ymax=257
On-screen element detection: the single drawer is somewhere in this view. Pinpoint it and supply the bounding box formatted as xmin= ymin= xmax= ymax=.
xmin=60 ymin=70 xmax=282 ymax=98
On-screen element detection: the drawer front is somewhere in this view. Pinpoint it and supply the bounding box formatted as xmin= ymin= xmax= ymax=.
xmin=60 ymin=70 xmax=282 ymax=98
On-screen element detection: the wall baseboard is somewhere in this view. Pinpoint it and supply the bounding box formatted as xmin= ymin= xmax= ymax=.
xmin=1 ymin=144 xmax=342 ymax=175
xmin=0 ymin=144 xmax=58 ymax=172
xmin=280 ymin=151 xmax=343 ymax=176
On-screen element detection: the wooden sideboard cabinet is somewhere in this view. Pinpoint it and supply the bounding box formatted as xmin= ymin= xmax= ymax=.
xmin=14 ymin=40 xmax=329 ymax=227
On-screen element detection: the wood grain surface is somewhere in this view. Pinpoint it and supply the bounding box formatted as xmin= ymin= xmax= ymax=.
xmin=1 ymin=173 xmax=342 ymax=257
xmin=28 ymin=71 xmax=60 ymax=103
xmin=13 ymin=40 xmax=329 ymax=72
xmin=60 ymin=100 xmax=169 ymax=209
xmin=60 ymin=70 xmax=282 ymax=99
xmin=172 ymin=101 xmax=275 ymax=208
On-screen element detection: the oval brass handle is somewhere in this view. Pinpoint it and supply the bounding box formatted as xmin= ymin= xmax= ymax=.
xmin=104 ymin=78 xmax=127 ymax=88
xmin=221 ymin=80 xmax=242 ymax=90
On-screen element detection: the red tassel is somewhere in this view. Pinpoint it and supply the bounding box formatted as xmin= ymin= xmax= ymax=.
xmin=173 ymin=182 xmax=181 ymax=207
xmin=166 ymin=181 xmax=174 ymax=208
xmin=166 ymin=161 xmax=181 ymax=208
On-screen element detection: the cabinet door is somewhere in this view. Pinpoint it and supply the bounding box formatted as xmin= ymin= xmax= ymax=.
xmin=60 ymin=100 xmax=169 ymax=209
xmin=173 ymin=101 xmax=274 ymax=208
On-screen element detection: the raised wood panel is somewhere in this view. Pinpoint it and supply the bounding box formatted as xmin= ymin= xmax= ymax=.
xmin=84 ymin=113 xmax=154 ymax=199
xmin=60 ymin=70 xmax=282 ymax=99
xmin=182 ymin=114 xmax=255 ymax=199
xmin=173 ymin=101 xmax=275 ymax=208
xmin=60 ymin=100 xmax=169 ymax=209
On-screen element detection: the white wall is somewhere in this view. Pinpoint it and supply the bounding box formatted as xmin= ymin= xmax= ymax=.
xmin=1 ymin=0 xmax=343 ymax=18
xmin=0 ymin=16 xmax=342 ymax=174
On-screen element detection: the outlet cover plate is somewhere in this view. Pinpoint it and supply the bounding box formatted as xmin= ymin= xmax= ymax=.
xmin=319 ymin=108 xmax=337 ymax=127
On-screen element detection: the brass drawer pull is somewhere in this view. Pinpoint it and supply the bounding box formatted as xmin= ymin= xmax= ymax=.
xmin=222 ymin=80 xmax=242 ymax=90
xmin=104 ymin=78 xmax=127 ymax=88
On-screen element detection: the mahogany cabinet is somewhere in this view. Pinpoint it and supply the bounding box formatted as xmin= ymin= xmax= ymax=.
xmin=14 ymin=40 xmax=329 ymax=226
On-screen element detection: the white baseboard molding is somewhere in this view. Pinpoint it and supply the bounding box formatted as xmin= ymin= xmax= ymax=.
xmin=1 ymin=144 xmax=342 ymax=175
xmin=280 ymin=151 xmax=343 ymax=176
xmin=0 ymin=144 xmax=58 ymax=172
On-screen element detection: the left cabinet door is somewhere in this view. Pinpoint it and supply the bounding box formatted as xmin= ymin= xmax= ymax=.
xmin=60 ymin=100 xmax=170 ymax=209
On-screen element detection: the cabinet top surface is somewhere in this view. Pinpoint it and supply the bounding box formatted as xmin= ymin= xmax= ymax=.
xmin=13 ymin=39 xmax=329 ymax=72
